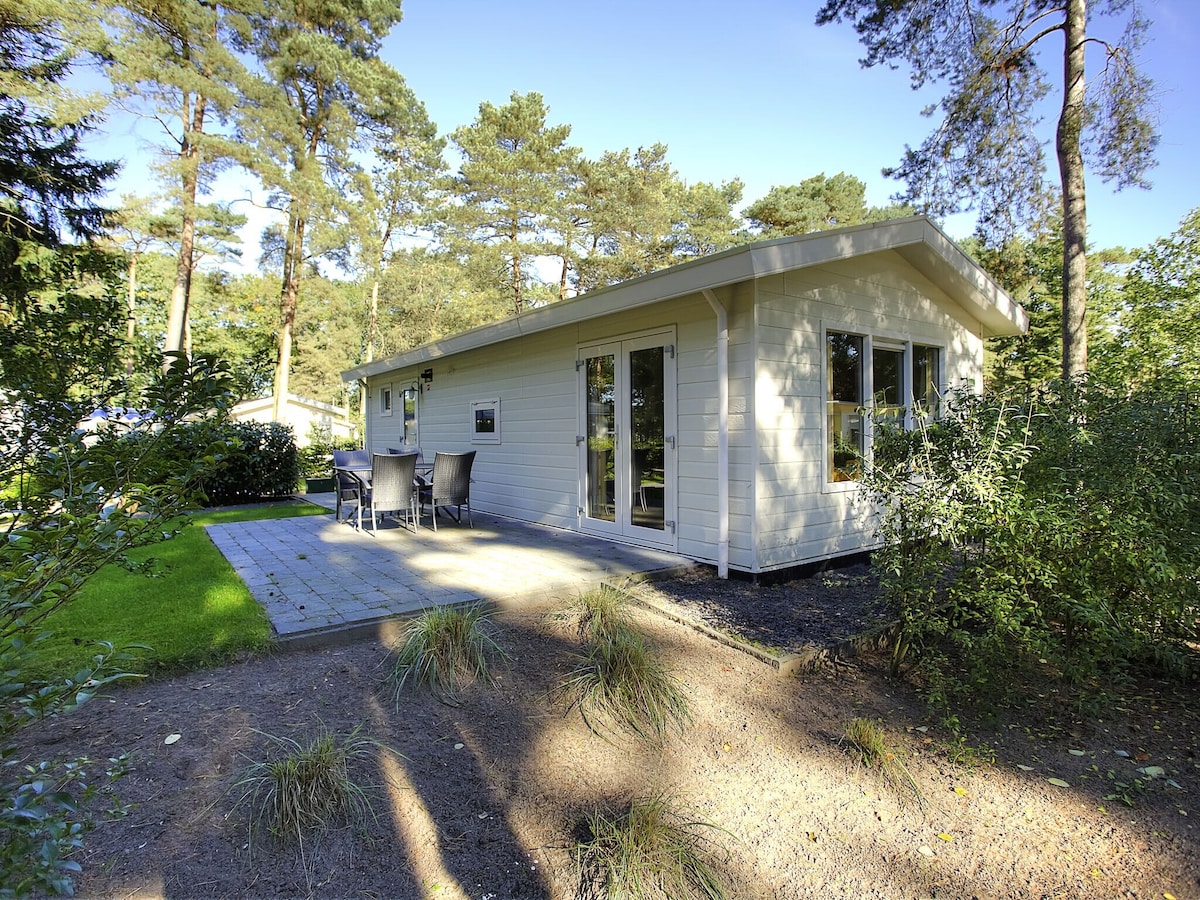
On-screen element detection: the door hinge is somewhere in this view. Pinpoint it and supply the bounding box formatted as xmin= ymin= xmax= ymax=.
xmin=576 ymin=435 xmax=586 ymax=445
xmin=665 ymin=344 xmax=675 ymax=359
xmin=575 ymin=359 xmax=584 ymax=371
xmin=666 ymin=520 xmax=676 ymax=534
xmin=666 ymin=435 xmax=676 ymax=449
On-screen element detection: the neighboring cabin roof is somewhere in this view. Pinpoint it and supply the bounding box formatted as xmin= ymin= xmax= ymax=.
xmin=342 ymin=216 xmax=1027 ymax=383
xmin=233 ymin=393 xmax=351 ymax=418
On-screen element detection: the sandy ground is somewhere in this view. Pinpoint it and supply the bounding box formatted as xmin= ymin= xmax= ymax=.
xmin=12 ymin=574 xmax=1200 ymax=899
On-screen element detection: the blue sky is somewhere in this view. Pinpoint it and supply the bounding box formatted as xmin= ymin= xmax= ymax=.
xmin=96 ymin=0 xmax=1199 ymax=253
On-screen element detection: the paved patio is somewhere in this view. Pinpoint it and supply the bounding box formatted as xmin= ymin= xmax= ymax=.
xmin=205 ymin=496 xmax=693 ymax=649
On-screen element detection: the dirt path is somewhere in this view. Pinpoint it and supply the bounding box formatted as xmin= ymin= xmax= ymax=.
xmin=14 ymin=591 xmax=1200 ymax=899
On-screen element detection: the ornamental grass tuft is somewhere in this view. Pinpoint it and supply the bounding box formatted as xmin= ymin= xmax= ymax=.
xmin=233 ymin=725 xmax=381 ymax=849
xmin=572 ymin=792 xmax=730 ymax=900
xmin=386 ymin=603 xmax=505 ymax=705
xmin=842 ymin=716 xmax=923 ymax=806
xmin=558 ymin=624 xmax=691 ymax=745
xmin=561 ymin=584 xmax=637 ymax=642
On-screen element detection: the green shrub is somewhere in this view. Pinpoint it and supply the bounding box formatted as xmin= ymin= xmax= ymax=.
xmin=572 ymin=792 xmax=729 ymax=900
xmin=298 ymin=423 xmax=358 ymax=479
xmin=1 ymin=353 xmax=237 ymax=895
xmin=864 ymin=382 xmax=1200 ymax=716
xmin=558 ymin=625 xmax=691 ymax=745
xmin=386 ymin=604 xmax=505 ymax=705
xmin=156 ymin=419 xmax=300 ymax=504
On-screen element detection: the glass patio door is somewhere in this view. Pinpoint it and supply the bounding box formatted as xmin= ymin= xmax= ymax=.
xmin=579 ymin=332 xmax=675 ymax=547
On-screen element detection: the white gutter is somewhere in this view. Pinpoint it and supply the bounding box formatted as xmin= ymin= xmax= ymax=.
xmin=702 ymin=288 xmax=729 ymax=579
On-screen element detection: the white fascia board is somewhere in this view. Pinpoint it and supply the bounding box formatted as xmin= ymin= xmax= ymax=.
xmin=341 ymin=216 xmax=1024 ymax=382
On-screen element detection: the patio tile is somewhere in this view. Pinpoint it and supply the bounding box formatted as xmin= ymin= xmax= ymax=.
xmin=205 ymin=508 xmax=692 ymax=650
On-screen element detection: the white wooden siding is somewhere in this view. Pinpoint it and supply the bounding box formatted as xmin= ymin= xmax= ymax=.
xmin=360 ymin=247 xmax=993 ymax=575
xmin=752 ymin=249 xmax=984 ymax=571
xmin=365 ymin=295 xmax=738 ymax=557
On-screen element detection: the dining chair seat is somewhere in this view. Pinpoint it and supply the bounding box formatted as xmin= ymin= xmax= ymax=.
xmin=418 ymin=450 xmax=476 ymax=531
xmin=363 ymin=452 xmax=420 ymax=534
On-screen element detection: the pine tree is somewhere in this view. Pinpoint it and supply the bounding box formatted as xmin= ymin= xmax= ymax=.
xmin=817 ymin=0 xmax=1158 ymax=379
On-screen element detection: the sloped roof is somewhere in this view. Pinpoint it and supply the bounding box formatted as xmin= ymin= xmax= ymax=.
xmin=343 ymin=216 xmax=1026 ymax=382
xmin=232 ymin=393 xmax=351 ymax=418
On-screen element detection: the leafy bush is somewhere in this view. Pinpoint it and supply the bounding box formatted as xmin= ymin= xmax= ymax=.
xmin=156 ymin=419 xmax=300 ymax=504
xmin=864 ymin=381 xmax=1200 ymax=715
xmin=1 ymin=353 xmax=236 ymax=895
xmin=298 ymin=423 xmax=358 ymax=479
xmin=572 ymin=792 xmax=730 ymax=900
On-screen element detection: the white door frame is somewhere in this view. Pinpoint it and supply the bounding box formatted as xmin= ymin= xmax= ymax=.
xmin=577 ymin=328 xmax=677 ymax=550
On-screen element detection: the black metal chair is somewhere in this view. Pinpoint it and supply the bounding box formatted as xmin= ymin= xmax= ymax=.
xmin=332 ymin=449 xmax=370 ymax=523
xmin=418 ymin=450 xmax=476 ymax=531
xmin=363 ymin=452 xmax=419 ymax=533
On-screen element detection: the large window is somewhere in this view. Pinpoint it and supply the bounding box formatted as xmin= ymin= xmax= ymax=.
xmin=827 ymin=333 xmax=864 ymax=482
xmin=912 ymin=344 xmax=940 ymax=420
xmin=826 ymin=332 xmax=941 ymax=483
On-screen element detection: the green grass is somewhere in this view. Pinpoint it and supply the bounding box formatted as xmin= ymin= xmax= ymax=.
xmin=386 ymin=603 xmax=506 ymax=705
xmin=572 ymin=792 xmax=730 ymax=900
xmin=558 ymin=625 xmax=691 ymax=746
xmin=27 ymin=501 xmax=330 ymax=679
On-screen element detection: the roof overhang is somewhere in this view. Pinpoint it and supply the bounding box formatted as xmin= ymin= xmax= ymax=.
xmin=343 ymin=216 xmax=1027 ymax=383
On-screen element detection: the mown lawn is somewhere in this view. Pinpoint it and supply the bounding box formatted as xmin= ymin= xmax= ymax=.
xmin=29 ymin=501 xmax=331 ymax=679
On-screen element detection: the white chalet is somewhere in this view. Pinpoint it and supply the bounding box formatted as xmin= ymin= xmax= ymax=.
xmin=342 ymin=217 xmax=1026 ymax=578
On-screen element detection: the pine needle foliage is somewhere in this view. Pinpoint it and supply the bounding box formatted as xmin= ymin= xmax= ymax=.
xmin=572 ymin=792 xmax=730 ymax=900
xmin=386 ymin=603 xmax=505 ymax=705
xmin=558 ymin=625 xmax=691 ymax=745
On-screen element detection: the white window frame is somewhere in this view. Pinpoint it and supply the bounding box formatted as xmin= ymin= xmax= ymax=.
xmin=821 ymin=324 xmax=945 ymax=490
xmin=401 ymin=387 xmax=418 ymax=443
xmin=471 ymin=397 xmax=500 ymax=444
xmin=379 ymin=382 xmax=394 ymax=417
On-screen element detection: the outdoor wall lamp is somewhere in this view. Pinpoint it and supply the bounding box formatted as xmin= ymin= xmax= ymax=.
xmin=421 ymin=368 xmax=433 ymax=384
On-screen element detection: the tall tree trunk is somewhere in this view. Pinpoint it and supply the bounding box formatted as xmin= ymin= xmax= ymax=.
xmin=273 ymin=207 xmax=304 ymax=422
xmin=511 ymin=253 xmax=523 ymax=316
xmin=1057 ymin=0 xmax=1088 ymax=380
xmin=125 ymin=253 xmax=137 ymax=377
xmin=368 ymin=276 xmax=379 ymax=363
xmin=163 ymin=91 xmax=206 ymax=366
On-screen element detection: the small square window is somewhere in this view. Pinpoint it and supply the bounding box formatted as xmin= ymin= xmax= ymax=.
xmin=472 ymin=398 xmax=500 ymax=444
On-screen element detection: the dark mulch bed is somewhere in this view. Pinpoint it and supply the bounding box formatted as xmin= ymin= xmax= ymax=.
xmin=635 ymin=559 xmax=894 ymax=654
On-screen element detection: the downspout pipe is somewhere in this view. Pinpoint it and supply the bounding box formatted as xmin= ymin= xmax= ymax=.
xmin=702 ymin=289 xmax=730 ymax=579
